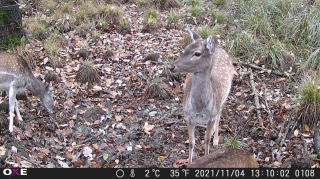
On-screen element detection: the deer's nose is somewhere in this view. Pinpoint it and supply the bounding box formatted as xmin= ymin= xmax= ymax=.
xmin=169 ymin=65 xmax=176 ymax=72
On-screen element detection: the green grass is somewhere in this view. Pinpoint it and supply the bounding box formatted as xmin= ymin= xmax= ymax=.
xmin=144 ymin=9 xmax=158 ymax=20
xmin=190 ymin=6 xmax=203 ymax=18
xmin=197 ymin=25 xmax=224 ymax=38
xmin=168 ymin=11 xmax=180 ymax=23
xmin=212 ymin=0 xmax=226 ymax=6
xmin=166 ymin=11 xmax=180 ymax=29
xmin=188 ymin=0 xmax=200 ymax=6
xmin=45 ymin=41 xmax=59 ymax=58
xmin=225 ymin=0 xmax=320 ymax=71
xmin=3 ymin=36 xmax=21 ymax=49
xmin=60 ymin=2 xmax=73 ymax=13
xmin=211 ymin=11 xmax=226 ymax=23
xmin=24 ymin=15 xmax=48 ymax=40
xmin=105 ymin=5 xmax=124 ymax=24
xmin=296 ymin=73 xmax=320 ymax=129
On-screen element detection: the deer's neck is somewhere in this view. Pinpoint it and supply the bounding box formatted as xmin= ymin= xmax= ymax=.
xmin=26 ymin=76 xmax=46 ymax=98
xmin=190 ymin=68 xmax=213 ymax=112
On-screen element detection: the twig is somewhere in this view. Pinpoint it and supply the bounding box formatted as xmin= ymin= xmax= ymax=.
xmin=248 ymin=68 xmax=262 ymax=126
xmin=12 ymin=153 xmax=43 ymax=168
xmin=263 ymin=85 xmax=274 ymax=123
xmin=292 ymin=113 xmax=303 ymax=131
xmin=21 ymin=130 xmax=32 ymax=146
xmin=301 ymin=136 xmax=308 ymax=154
xmin=78 ymin=132 xmax=103 ymax=145
xmin=279 ymin=121 xmax=294 ymax=147
xmin=269 ymin=125 xmax=279 ymax=134
xmin=165 ymin=120 xmax=179 ymax=125
xmin=233 ymin=62 xmax=290 ymax=77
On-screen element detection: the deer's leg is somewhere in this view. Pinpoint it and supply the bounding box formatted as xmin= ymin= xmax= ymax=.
xmin=8 ymin=87 xmax=17 ymax=132
xmin=205 ymin=119 xmax=215 ymax=155
xmin=213 ymin=113 xmax=221 ymax=146
xmin=187 ymin=120 xmax=196 ymax=164
xmin=15 ymin=99 xmax=23 ymax=121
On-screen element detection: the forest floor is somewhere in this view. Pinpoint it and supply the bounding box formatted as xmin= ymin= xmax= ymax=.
xmin=0 ymin=0 xmax=319 ymax=168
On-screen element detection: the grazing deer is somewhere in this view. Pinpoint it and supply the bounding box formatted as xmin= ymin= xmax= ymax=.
xmin=188 ymin=148 xmax=259 ymax=168
xmin=0 ymin=52 xmax=53 ymax=132
xmin=170 ymin=28 xmax=234 ymax=163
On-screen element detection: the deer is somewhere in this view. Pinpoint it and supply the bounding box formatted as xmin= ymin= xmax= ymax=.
xmin=0 ymin=52 xmax=54 ymax=133
xmin=169 ymin=28 xmax=234 ymax=164
xmin=188 ymin=148 xmax=259 ymax=168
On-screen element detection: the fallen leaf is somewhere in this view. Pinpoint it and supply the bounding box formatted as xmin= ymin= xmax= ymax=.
xmin=92 ymin=144 xmax=99 ymax=150
xmin=117 ymin=146 xmax=125 ymax=152
xmin=158 ymin=156 xmax=165 ymax=162
xmin=173 ymin=159 xmax=188 ymax=168
xmin=103 ymin=153 xmax=109 ymax=160
xmin=20 ymin=161 xmax=33 ymax=168
xmin=40 ymin=148 xmax=50 ymax=155
xmin=0 ymin=146 xmax=6 ymax=156
xmin=99 ymin=143 xmax=108 ymax=150
xmin=58 ymin=160 xmax=70 ymax=168
xmin=11 ymin=146 xmax=17 ymax=153
xmin=304 ymin=124 xmax=310 ymax=132
xmin=143 ymin=123 xmax=155 ymax=134
xmin=55 ymin=155 xmax=65 ymax=160
xmin=83 ymin=146 xmax=93 ymax=157
xmin=173 ymin=87 xmax=180 ymax=95
xmin=76 ymin=134 xmax=86 ymax=140
xmin=115 ymin=115 xmax=122 ymax=122
xmin=73 ymin=160 xmax=85 ymax=167
xmin=127 ymin=146 xmax=133 ymax=151
xmin=24 ymin=130 xmax=33 ymax=138
xmin=148 ymin=111 xmax=157 ymax=117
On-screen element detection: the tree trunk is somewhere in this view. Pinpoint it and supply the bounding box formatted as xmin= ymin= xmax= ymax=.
xmin=0 ymin=0 xmax=23 ymax=50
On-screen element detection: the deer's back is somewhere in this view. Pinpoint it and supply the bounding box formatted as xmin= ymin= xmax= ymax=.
xmin=0 ymin=53 xmax=32 ymax=91
xmin=188 ymin=148 xmax=259 ymax=168
xmin=0 ymin=53 xmax=31 ymax=75
xmin=210 ymin=48 xmax=233 ymax=102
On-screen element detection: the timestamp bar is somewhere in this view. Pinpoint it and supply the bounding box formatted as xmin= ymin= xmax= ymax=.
xmin=3 ymin=168 xmax=319 ymax=179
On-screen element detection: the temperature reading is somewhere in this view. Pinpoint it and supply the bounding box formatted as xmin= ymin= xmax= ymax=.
xmin=170 ymin=169 xmax=180 ymax=177
xmin=145 ymin=169 xmax=160 ymax=177
xmin=182 ymin=169 xmax=190 ymax=177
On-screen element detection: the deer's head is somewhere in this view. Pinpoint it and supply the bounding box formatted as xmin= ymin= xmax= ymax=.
xmin=170 ymin=28 xmax=215 ymax=73
xmin=39 ymin=82 xmax=54 ymax=114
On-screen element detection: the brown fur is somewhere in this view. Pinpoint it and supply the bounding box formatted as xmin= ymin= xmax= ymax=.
xmin=188 ymin=148 xmax=259 ymax=168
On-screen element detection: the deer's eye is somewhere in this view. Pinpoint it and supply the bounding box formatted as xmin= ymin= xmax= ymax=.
xmin=194 ymin=52 xmax=201 ymax=57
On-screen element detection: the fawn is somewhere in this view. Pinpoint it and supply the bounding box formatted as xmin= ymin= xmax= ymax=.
xmin=170 ymin=28 xmax=234 ymax=163
xmin=0 ymin=52 xmax=53 ymax=132
xmin=188 ymin=148 xmax=259 ymax=168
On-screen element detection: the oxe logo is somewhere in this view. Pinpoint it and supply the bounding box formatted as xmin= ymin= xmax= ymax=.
xmin=3 ymin=169 xmax=27 ymax=178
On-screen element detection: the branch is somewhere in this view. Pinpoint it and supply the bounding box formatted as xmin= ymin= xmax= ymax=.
xmin=279 ymin=121 xmax=294 ymax=147
xmin=78 ymin=132 xmax=103 ymax=145
xmin=13 ymin=153 xmax=43 ymax=168
xmin=233 ymin=62 xmax=290 ymax=77
xmin=248 ymin=68 xmax=262 ymax=125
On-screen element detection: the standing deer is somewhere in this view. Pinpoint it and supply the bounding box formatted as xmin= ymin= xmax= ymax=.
xmin=0 ymin=52 xmax=53 ymax=132
xmin=170 ymin=28 xmax=234 ymax=163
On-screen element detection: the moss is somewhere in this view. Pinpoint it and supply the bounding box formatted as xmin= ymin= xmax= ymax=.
xmin=0 ymin=10 xmax=11 ymax=21
xmin=2 ymin=36 xmax=21 ymax=49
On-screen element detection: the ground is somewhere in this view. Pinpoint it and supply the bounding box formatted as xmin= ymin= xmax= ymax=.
xmin=0 ymin=0 xmax=319 ymax=168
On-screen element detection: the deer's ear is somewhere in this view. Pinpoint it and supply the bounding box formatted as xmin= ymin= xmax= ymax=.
xmin=206 ymin=35 xmax=213 ymax=52
xmin=187 ymin=28 xmax=201 ymax=41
